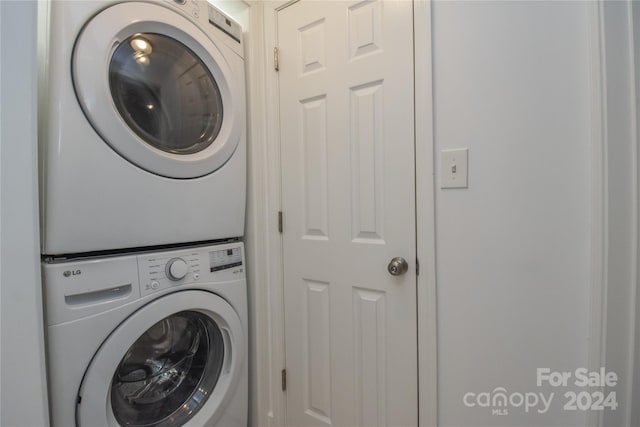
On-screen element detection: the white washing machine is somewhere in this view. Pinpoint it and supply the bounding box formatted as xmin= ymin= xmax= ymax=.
xmin=44 ymin=242 xmax=247 ymax=427
xmin=40 ymin=0 xmax=246 ymax=255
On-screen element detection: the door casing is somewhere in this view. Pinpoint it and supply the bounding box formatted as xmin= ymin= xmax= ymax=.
xmin=245 ymin=1 xmax=437 ymax=426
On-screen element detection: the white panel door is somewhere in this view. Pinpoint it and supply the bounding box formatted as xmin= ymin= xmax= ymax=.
xmin=278 ymin=1 xmax=417 ymax=426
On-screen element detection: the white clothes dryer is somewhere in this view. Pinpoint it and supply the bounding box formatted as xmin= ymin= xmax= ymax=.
xmin=44 ymin=242 xmax=247 ymax=427
xmin=40 ymin=0 xmax=246 ymax=255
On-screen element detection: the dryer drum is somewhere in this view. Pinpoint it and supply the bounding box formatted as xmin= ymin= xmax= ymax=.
xmin=110 ymin=311 xmax=224 ymax=427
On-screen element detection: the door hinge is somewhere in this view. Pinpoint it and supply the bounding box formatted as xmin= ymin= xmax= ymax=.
xmin=274 ymin=47 xmax=280 ymax=71
xmin=416 ymin=258 xmax=420 ymax=276
xmin=281 ymin=368 xmax=287 ymax=391
xmin=278 ymin=211 xmax=283 ymax=233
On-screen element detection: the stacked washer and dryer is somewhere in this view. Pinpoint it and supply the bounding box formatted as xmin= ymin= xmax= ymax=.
xmin=39 ymin=1 xmax=248 ymax=426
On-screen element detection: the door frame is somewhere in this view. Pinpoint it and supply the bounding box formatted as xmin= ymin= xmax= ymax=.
xmin=414 ymin=1 xmax=438 ymax=426
xmin=249 ymin=1 xmax=437 ymax=425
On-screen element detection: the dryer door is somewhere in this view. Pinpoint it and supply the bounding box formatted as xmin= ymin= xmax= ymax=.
xmin=73 ymin=2 xmax=243 ymax=179
xmin=77 ymin=291 xmax=244 ymax=427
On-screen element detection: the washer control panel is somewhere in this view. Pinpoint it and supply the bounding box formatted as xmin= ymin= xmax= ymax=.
xmin=138 ymin=242 xmax=244 ymax=297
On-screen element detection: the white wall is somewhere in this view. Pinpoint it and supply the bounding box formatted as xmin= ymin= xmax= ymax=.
xmin=432 ymin=2 xmax=592 ymax=425
xmin=0 ymin=1 xmax=50 ymax=426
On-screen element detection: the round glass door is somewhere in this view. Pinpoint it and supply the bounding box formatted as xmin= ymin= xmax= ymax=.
xmin=77 ymin=290 xmax=244 ymax=426
xmin=72 ymin=2 xmax=244 ymax=178
xmin=109 ymin=34 xmax=224 ymax=155
xmin=110 ymin=311 xmax=224 ymax=427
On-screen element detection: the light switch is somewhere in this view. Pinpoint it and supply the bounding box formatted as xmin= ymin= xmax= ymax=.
xmin=440 ymin=148 xmax=468 ymax=189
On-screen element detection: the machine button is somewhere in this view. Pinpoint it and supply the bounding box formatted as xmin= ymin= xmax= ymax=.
xmin=193 ymin=273 xmax=200 ymax=281
xmin=166 ymin=258 xmax=189 ymax=281
xmin=151 ymin=281 xmax=160 ymax=290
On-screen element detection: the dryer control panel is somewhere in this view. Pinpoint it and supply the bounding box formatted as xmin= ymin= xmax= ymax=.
xmin=162 ymin=0 xmax=243 ymax=48
xmin=138 ymin=242 xmax=245 ymax=297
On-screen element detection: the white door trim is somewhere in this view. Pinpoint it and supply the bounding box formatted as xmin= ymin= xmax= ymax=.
xmin=586 ymin=7 xmax=607 ymax=427
xmin=587 ymin=1 xmax=640 ymax=426
xmin=414 ymin=1 xmax=438 ymax=426
xmin=245 ymin=1 xmax=291 ymax=426
xmin=632 ymin=3 xmax=640 ymax=424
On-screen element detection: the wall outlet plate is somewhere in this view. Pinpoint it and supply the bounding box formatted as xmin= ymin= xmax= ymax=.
xmin=440 ymin=148 xmax=468 ymax=189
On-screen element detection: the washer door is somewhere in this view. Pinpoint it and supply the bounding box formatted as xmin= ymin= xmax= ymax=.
xmin=73 ymin=2 xmax=242 ymax=179
xmin=77 ymin=291 xmax=244 ymax=427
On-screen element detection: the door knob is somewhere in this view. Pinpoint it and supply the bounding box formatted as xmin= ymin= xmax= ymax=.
xmin=388 ymin=257 xmax=409 ymax=276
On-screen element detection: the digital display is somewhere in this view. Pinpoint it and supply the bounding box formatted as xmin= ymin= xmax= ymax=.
xmin=209 ymin=247 xmax=242 ymax=272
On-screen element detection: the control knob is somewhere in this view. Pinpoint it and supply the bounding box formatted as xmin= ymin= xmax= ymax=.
xmin=166 ymin=258 xmax=188 ymax=281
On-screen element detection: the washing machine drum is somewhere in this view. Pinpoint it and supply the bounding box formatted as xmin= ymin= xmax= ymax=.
xmin=72 ymin=2 xmax=243 ymax=179
xmin=77 ymin=291 xmax=244 ymax=426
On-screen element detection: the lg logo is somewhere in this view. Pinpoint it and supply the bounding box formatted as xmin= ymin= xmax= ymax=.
xmin=63 ymin=270 xmax=81 ymax=278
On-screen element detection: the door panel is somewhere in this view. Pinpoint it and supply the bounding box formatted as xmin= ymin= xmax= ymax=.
xmin=278 ymin=1 xmax=417 ymax=426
